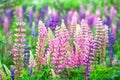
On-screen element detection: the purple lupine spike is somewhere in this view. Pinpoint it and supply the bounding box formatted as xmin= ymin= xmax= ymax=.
xmin=5 ymin=9 xmax=13 ymax=21
xmin=108 ymin=31 xmax=115 ymax=62
xmin=28 ymin=10 xmax=33 ymax=27
xmin=103 ymin=16 xmax=111 ymax=28
xmin=0 ymin=16 xmax=3 ymax=23
xmin=80 ymin=12 xmax=85 ymax=21
xmin=31 ymin=22 xmax=37 ymax=37
xmin=24 ymin=48 xmax=30 ymax=68
xmin=40 ymin=5 xmax=48 ymax=21
xmin=87 ymin=14 xmax=94 ymax=28
xmin=22 ymin=5 xmax=27 ymax=14
xmin=10 ymin=66 xmax=15 ymax=80
xmin=45 ymin=11 xmax=59 ymax=30
xmin=79 ymin=5 xmax=85 ymax=20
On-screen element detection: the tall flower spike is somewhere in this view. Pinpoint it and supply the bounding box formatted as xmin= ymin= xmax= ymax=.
xmin=13 ymin=20 xmax=26 ymax=79
xmin=69 ymin=12 xmax=78 ymax=36
xmin=10 ymin=66 xmax=15 ymax=80
xmin=3 ymin=16 xmax=9 ymax=33
xmin=94 ymin=18 xmax=106 ymax=67
xmin=28 ymin=10 xmax=33 ymax=27
xmin=36 ymin=21 xmax=47 ymax=69
xmin=108 ymin=31 xmax=115 ymax=66
xmin=50 ymin=20 xmax=69 ymax=76
xmin=80 ymin=20 xmax=94 ymax=80
xmin=24 ymin=48 xmax=30 ymax=68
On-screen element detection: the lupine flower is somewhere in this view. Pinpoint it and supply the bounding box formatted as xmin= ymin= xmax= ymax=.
xmin=5 ymin=9 xmax=13 ymax=22
xmin=0 ymin=16 xmax=3 ymax=23
xmin=87 ymin=14 xmax=94 ymax=28
xmin=10 ymin=66 xmax=15 ymax=80
xmin=28 ymin=10 xmax=33 ymax=27
xmin=80 ymin=20 xmax=94 ymax=80
xmin=108 ymin=31 xmax=115 ymax=61
xmin=3 ymin=16 xmax=9 ymax=33
xmin=35 ymin=11 xmax=39 ymax=25
xmin=36 ymin=21 xmax=47 ymax=69
xmin=49 ymin=20 xmax=69 ymax=75
xmin=22 ymin=5 xmax=27 ymax=14
xmin=68 ymin=12 xmax=78 ymax=36
xmin=15 ymin=7 xmax=23 ymax=20
xmin=112 ymin=24 xmax=116 ymax=39
xmin=40 ymin=5 xmax=48 ymax=21
xmin=103 ymin=16 xmax=111 ymax=28
xmin=110 ymin=6 xmax=117 ymax=20
xmin=60 ymin=13 xmax=67 ymax=26
xmin=104 ymin=6 xmax=108 ymax=16
xmin=95 ymin=9 xmax=101 ymax=17
xmin=45 ymin=10 xmax=59 ymax=30
xmin=94 ymin=18 xmax=105 ymax=66
xmin=24 ymin=48 xmax=30 ymax=68
xmin=13 ymin=21 xmax=26 ymax=79
xmin=65 ymin=52 xmax=80 ymax=68
xmin=67 ymin=10 xmax=74 ymax=22
xmin=86 ymin=6 xmax=93 ymax=17
xmin=79 ymin=5 xmax=85 ymax=21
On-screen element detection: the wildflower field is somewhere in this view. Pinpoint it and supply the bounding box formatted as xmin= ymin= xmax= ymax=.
xmin=0 ymin=0 xmax=120 ymax=80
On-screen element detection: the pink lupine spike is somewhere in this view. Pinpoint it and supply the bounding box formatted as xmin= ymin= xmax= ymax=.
xmin=110 ymin=6 xmax=117 ymax=20
xmin=13 ymin=20 xmax=26 ymax=79
xmin=3 ymin=16 xmax=9 ymax=33
xmin=112 ymin=23 xmax=116 ymax=39
xmin=36 ymin=20 xmax=47 ymax=69
xmin=49 ymin=20 xmax=70 ymax=75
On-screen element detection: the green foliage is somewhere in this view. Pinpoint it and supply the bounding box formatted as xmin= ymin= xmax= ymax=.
xmin=0 ymin=61 xmax=10 ymax=78
xmin=90 ymin=65 xmax=120 ymax=80
xmin=60 ymin=66 xmax=85 ymax=80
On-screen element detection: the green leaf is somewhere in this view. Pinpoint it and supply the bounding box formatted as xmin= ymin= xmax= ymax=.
xmin=51 ymin=69 xmax=56 ymax=79
xmin=3 ymin=64 xmax=10 ymax=75
xmin=0 ymin=69 xmax=6 ymax=77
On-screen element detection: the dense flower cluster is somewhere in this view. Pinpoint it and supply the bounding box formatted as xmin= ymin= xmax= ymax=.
xmin=13 ymin=21 xmax=26 ymax=79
